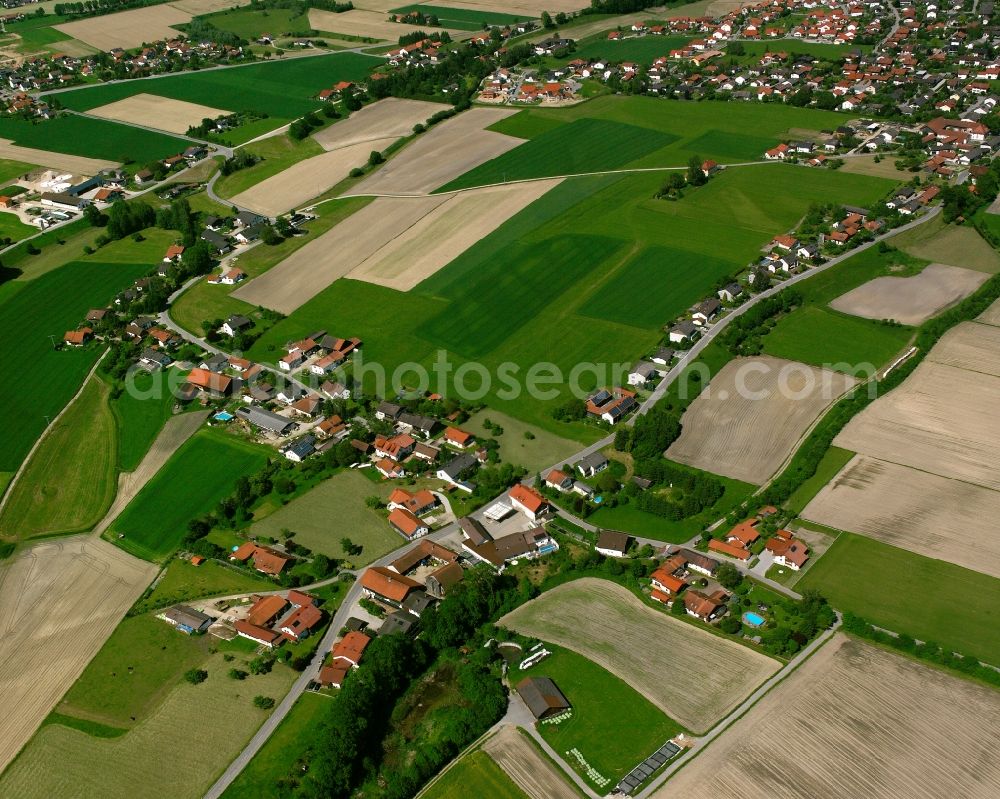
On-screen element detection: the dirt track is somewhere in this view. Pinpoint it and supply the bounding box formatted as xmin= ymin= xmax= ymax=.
xmin=89 ymin=94 xmax=230 ymax=136
xmin=0 ymin=139 xmax=117 ymax=174
xmin=656 ymin=634 xmax=1000 ymax=799
xmin=232 ymin=138 xmax=398 ymax=216
xmin=667 ymin=356 xmax=858 ymax=484
xmin=0 ymin=536 xmax=156 ymax=772
xmin=499 ymin=578 xmax=779 ymax=732
xmin=93 ymin=411 xmax=209 ymax=536
xmin=312 ymin=98 xmax=445 ymax=152
xmin=829 ymin=263 xmax=987 ymax=325
xmin=348 ymin=107 xmax=520 ymax=195
xmin=482 ymin=727 xmax=578 ymax=799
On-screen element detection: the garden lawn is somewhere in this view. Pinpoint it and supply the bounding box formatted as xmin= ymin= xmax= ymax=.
xmin=0 ymin=374 xmax=116 ymax=540
xmin=512 ymin=647 xmax=681 ymax=789
xmin=249 ymin=470 xmax=399 ymax=565
xmin=589 ymin=469 xmax=753 ymax=543
xmin=56 ymin=614 xmax=211 ymax=729
xmin=437 ymin=118 xmax=679 ymax=191
xmin=0 ymin=115 xmax=188 ymax=162
xmin=0 ymin=211 xmax=42 ymax=244
xmin=53 ymin=52 xmax=380 ymax=121
xmin=0 ymin=260 xmax=150 ymax=473
xmin=220 ymin=692 xmax=332 ymax=799
xmin=107 ymin=429 xmax=269 ymax=562
xmin=0 ymin=158 xmax=37 ymax=184
xmin=462 ymin=409 xmax=580 ymax=473
xmin=131 ymin=558 xmax=275 ymax=616
xmin=799 ymin=533 xmax=1000 ymax=665
xmin=763 ymin=306 xmax=912 ymax=370
xmin=422 ymin=750 xmax=530 ymax=799
xmin=785 ymin=446 xmax=855 ymax=516
xmin=112 ymin=370 xmax=177 ymax=472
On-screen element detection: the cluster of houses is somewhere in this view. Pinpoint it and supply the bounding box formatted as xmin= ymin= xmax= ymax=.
xmin=477 ymin=67 xmax=581 ymax=104
xmin=706 ymin=508 xmax=811 ymax=569
xmin=649 ymin=547 xmax=732 ymax=621
xmin=232 ymin=589 xmax=325 ymax=649
xmin=2 ymin=32 xmax=248 ymax=100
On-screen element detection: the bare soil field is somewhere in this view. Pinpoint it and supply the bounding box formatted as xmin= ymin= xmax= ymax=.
xmin=94 ymin=411 xmax=209 ymax=537
xmin=0 ymin=139 xmax=116 ymax=174
xmin=55 ymin=6 xmax=192 ymax=51
xmin=347 ymin=180 xmax=559 ymax=290
xmin=89 ymin=94 xmax=230 ymax=136
xmin=657 ymin=634 xmax=1000 ymax=799
xmin=0 ymin=536 xmax=156 ymax=772
xmin=499 ymin=578 xmax=780 ymax=732
xmin=309 ymin=8 xmax=468 ymax=41
xmin=313 ymin=97 xmax=445 ymax=152
xmin=976 ymin=294 xmax=1000 ymax=326
xmin=837 ymin=153 xmax=912 ymax=180
xmin=482 ymin=727 xmax=578 ymax=799
xmin=232 ymin=194 xmax=448 ymax=313
xmin=232 ymin=138 xmax=398 ymax=216
xmin=803 ymin=455 xmax=1000 ymax=579
xmin=348 ymin=107 xmax=520 ymax=196
xmin=0 ymin=650 xmax=296 ymax=798
xmin=829 ymin=263 xmax=987 ymax=325
xmin=666 ymin=356 xmax=858 ymax=484
xmin=835 ymin=329 xmax=1000 ymax=492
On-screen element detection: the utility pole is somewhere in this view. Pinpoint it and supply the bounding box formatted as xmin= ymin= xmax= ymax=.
xmin=48 ymin=334 xmax=57 ymax=349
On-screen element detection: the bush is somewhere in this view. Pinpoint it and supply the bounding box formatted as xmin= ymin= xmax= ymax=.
xmin=228 ymin=668 xmax=248 ymax=680
xmin=253 ymin=695 xmax=276 ymax=709
xmin=184 ymin=668 xmax=208 ymax=684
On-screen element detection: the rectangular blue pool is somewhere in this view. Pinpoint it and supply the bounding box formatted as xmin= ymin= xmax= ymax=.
xmin=743 ymin=612 xmax=765 ymax=628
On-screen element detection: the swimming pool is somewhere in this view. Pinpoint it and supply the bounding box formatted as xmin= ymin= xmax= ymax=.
xmin=214 ymin=411 xmax=234 ymax=421
xmin=743 ymin=612 xmax=765 ymax=628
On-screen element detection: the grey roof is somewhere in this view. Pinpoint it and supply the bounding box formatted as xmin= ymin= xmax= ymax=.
xmin=398 ymin=412 xmax=436 ymax=434
xmin=378 ymin=610 xmax=416 ymax=637
xmin=282 ymin=434 xmax=316 ymax=458
xmin=439 ymin=452 xmax=478 ymax=481
xmin=140 ymin=348 xmax=172 ymax=367
xmin=225 ymin=314 xmax=252 ymax=330
xmin=377 ymin=401 xmax=402 ymax=418
xmin=200 ymin=229 xmax=230 ymax=251
xmin=402 ymin=591 xmax=434 ymax=617
xmin=235 ymin=406 xmax=295 ymax=435
xmin=596 ymin=529 xmax=631 ymax=553
xmin=576 ymin=451 xmax=608 ymax=472
xmin=163 ymin=604 xmax=212 ymax=631
xmin=631 ymin=361 xmax=657 ymax=379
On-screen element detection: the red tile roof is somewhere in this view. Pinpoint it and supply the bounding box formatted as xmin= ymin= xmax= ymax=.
xmin=332 ymin=631 xmax=370 ymax=666
xmin=509 ymin=484 xmax=547 ymax=514
xmin=388 ymin=507 xmax=426 ymax=539
xmin=708 ymin=538 xmax=752 ymax=561
xmin=247 ymin=594 xmax=287 ymax=627
xmin=360 ymin=567 xmax=422 ymax=603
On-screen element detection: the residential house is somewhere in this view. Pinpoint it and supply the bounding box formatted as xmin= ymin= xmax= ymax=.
xmin=234 ymin=620 xmax=283 ymax=648
xmin=443 ymin=427 xmax=475 ymax=448
xmin=387 ymin=488 xmax=438 ymax=516
xmin=684 ymin=588 xmax=728 ymax=621
xmin=586 ymin=387 xmax=638 ymax=425
xmin=388 ymin=507 xmax=430 ymax=540
xmin=595 ymin=530 xmax=631 ymax=558
xmin=668 ymin=321 xmax=699 ymax=343
xmin=509 ymin=484 xmax=550 ymax=522
xmin=436 ymin=452 xmax=479 ymax=489
xmin=708 ymin=538 xmax=752 ymax=561
xmin=766 ymin=529 xmax=810 ymax=570
xmin=360 ymin=566 xmax=423 ymax=607
xmin=628 ymin=361 xmax=658 ymax=386
xmin=279 ymin=603 xmax=323 ymax=641
xmin=575 ymin=452 xmax=608 ymax=477
xmin=280 ymin=435 xmax=316 ymax=462
xmin=222 ymin=314 xmax=252 ymax=337
xmin=64 ymin=327 xmax=92 ymax=346
xmin=692 ymin=298 xmax=721 ymax=326
xmin=331 ymin=631 xmax=371 ymax=668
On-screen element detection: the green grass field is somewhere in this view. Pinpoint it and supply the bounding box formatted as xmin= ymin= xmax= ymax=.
xmin=112 ymin=370 xmax=178 ymax=472
xmin=56 ymin=614 xmax=211 ymax=729
xmin=572 ymin=34 xmax=692 ymax=63
xmin=762 ymin=306 xmax=912 ymax=371
xmin=249 ymin=161 xmax=893 ymax=439
xmin=131 ymin=558 xmax=276 ymax=616
xmin=733 ymin=40 xmax=870 ymax=62
xmin=0 ymin=211 xmax=39 ymax=244
xmin=0 ymin=115 xmax=189 ymax=162
xmin=0 ymin=374 xmax=116 ymax=540
xmin=213 ymin=133 xmax=323 ymax=198
xmin=392 ymin=4 xmax=531 ymax=29
xmin=0 ymin=158 xmax=37 ymax=184
xmin=785 ymin=446 xmax=854 ymax=515
xmin=5 ymin=649 xmax=297 ymax=799
xmin=437 ymin=118 xmax=679 ymax=190
xmin=488 ymin=95 xmax=850 ymax=167
xmin=578 ymin=244 xmax=734 ymax=329
xmin=249 ymin=470 xmax=400 ymax=565
xmin=0 ymin=260 xmax=150 ymax=473
xmin=108 ymin=430 xmax=269 ymax=562
xmin=422 ymin=749 xmax=530 ymax=799
xmin=53 ymin=52 xmax=380 ymax=136
xmin=220 ymin=692 xmax=334 ymax=799
xmin=799 ymin=533 xmax=1000 ymax=664
xmin=190 ymin=7 xmax=314 ymax=40
xmin=513 ymin=646 xmax=681 ymax=789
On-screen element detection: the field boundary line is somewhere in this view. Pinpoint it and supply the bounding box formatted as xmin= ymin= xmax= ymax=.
xmin=412 ymin=727 xmax=501 ymax=799
xmin=0 ymin=350 xmax=108 ymax=519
